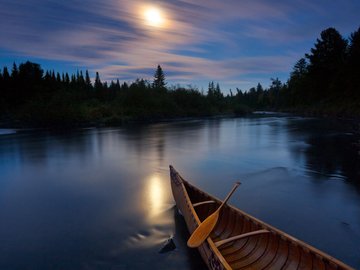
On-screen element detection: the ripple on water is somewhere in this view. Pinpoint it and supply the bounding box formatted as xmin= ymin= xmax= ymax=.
xmin=0 ymin=129 xmax=17 ymax=135
xmin=125 ymin=227 xmax=174 ymax=250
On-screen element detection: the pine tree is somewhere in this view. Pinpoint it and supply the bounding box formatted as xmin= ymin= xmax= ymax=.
xmin=153 ymin=65 xmax=166 ymax=89
xmin=65 ymin=73 xmax=70 ymax=84
xmin=349 ymin=27 xmax=360 ymax=62
xmin=78 ymin=71 xmax=85 ymax=85
xmin=94 ymin=71 xmax=103 ymax=100
xmin=3 ymin=67 xmax=10 ymax=81
xmin=85 ymin=70 xmax=92 ymax=88
xmin=347 ymin=27 xmax=360 ymax=98
xmin=306 ymin=28 xmax=347 ymax=74
xmin=11 ymin=63 xmax=18 ymax=80
xmin=94 ymin=72 xmax=102 ymax=91
xmin=305 ymin=27 xmax=348 ymax=100
xmin=208 ymin=81 xmax=215 ymax=95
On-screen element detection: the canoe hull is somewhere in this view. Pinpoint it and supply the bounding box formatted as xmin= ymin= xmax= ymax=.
xmin=170 ymin=166 xmax=229 ymax=270
xmin=169 ymin=165 xmax=354 ymax=270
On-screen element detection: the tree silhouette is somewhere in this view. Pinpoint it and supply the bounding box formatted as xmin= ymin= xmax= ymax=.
xmin=307 ymin=28 xmax=347 ymax=72
xmin=2 ymin=67 xmax=10 ymax=81
xmin=153 ymin=65 xmax=166 ymax=89
xmin=85 ymin=70 xmax=91 ymax=87
xmin=306 ymin=28 xmax=348 ymax=99
xmin=349 ymin=27 xmax=360 ymax=62
xmin=11 ymin=63 xmax=19 ymax=80
xmin=1 ymin=26 xmax=360 ymax=128
xmin=94 ymin=72 xmax=102 ymax=90
xmin=347 ymin=27 xmax=360 ymax=98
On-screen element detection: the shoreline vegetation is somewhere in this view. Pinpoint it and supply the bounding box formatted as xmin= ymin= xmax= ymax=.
xmin=0 ymin=27 xmax=359 ymax=129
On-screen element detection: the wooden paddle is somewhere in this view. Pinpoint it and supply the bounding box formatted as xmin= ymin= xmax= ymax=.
xmin=187 ymin=181 xmax=241 ymax=248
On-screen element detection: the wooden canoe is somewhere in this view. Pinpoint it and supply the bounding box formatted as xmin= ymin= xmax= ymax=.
xmin=169 ymin=165 xmax=354 ymax=270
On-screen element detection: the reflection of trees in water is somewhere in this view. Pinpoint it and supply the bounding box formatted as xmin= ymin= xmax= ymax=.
xmin=121 ymin=121 xmax=205 ymax=166
xmin=306 ymin=135 xmax=360 ymax=183
xmin=206 ymin=119 xmax=221 ymax=148
xmin=0 ymin=129 xmax=93 ymax=166
xmin=288 ymin=118 xmax=360 ymax=189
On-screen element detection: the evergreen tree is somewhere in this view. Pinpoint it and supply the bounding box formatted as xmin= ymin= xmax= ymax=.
xmin=268 ymin=78 xmax=283 ymax=107
xmin=51 ymin=71 xmax=56 ymax=81
xmin=229 ymin=89 xmax=233 ymax=97
xmin=78 ymin=71 xmax=85 ymax=85
xmin=290 ymin=58 xmax=308 ymax=80
xmin=153 ymin=65 xmax=166 ymax=89
xmin=56 ymin=72 xmax=61 ymax=82
xmin=288 ymin=58 xmax=309 ymax=104
xmin=207 ymin=81 xmax=224 ymax=112
xmin=208 ymin=81 xmax=215 ymax=95
xmin=65 ymin=73 xmax=70 ymax=84
xmin=349 ymin=27 xmax=360 ymax=62
xmin=71 ymin=74 xmax=76 ymax=85
xmin=94 ymin=71 xmax=104 ymax=100
xmin=11 ymin=63 xmax=19 ymax=80
xmin=18 ymin=61 xmax=43 ymax=82
xmin=306 ymin=28 xmax=348 ymax=99
xmin=346 ymin=27 xmax=360 ymax=98
xmin=1 ymin=67 xmax=10 ymax=104
xmin=306 ymin=28 xmax=347 ymax=73
xmin=94 ymin=72 xmax=102 ymax=90
xmin=122 ymin=82 xmax=129 ymax=91
xmin=85 ymin=70 xmax=91 ymax=87
xmin=2 ymin=67 xmax=10 ymax=81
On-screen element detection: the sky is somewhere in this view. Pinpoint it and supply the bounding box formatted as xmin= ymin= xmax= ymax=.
xmin=0 ymin=0 xmax=359 ymax=93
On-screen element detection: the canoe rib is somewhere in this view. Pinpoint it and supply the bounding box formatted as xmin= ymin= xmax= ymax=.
xmin=169 ymin=165 xmax=354 ymax=270
xmin=193 ymin=200 xmax=216 ymax=207
xmin=215 ymin=229 xmax=270 ymax=248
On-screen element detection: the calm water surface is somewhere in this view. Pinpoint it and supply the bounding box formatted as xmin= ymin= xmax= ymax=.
xmin=0 ymin=114 xmax=359 ymax=269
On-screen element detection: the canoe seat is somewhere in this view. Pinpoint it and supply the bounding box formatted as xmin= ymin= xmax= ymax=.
xmin=193 ymin=200 xmax=217 ymax=207
xmin=214 ymin=229 xmax=270 ymax=248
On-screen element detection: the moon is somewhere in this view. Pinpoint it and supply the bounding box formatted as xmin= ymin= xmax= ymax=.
xmin=144 ymin=7 xmax=164 ymax=27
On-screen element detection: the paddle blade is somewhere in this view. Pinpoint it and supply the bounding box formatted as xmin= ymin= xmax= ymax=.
xmin=187 ymin=211 xmax=219 ymax=248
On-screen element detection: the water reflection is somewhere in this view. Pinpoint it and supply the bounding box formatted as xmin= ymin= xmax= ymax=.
xmin=0 ymin=115 xmax=359 ymax=269
xmin=146 ymin=174 xmax=167 ymax=218
xmin=286 ymin=118 xmax=360 ymax=189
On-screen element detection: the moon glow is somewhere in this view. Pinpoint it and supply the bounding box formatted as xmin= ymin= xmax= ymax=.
xmin=144 ymin=7 xmax=164 ymax=27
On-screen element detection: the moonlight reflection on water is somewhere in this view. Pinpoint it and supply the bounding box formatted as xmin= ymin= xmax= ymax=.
xmin=0 ymin=115 xmax=359 ymax=269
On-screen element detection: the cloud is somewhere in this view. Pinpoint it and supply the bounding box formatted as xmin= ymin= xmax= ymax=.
xmin=1 ymin=0 xmax=359 ymax=90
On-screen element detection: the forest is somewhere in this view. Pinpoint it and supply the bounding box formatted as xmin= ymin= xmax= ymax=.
xmin=0 ymin=27 xmax=359 ymax=127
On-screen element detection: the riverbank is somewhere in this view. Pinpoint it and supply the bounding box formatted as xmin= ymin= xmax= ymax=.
xmin=2 ymin=109 xmax=359 ymax=136
xmin=0 ymin=112 xmax=246 ymax=130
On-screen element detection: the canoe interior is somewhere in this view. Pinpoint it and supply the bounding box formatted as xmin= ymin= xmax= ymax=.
xmin=180 ymin=175 xmax=353 ymax=270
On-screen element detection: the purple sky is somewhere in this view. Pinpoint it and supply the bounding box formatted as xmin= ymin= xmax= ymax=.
xmin=1 ymin=0 xmax=359 ymax=92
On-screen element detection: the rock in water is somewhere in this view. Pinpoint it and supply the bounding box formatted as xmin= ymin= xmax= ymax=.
xmin=159 ymin=237 xmax=176 ymax=253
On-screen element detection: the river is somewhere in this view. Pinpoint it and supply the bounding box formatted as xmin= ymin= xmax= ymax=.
xmin=0 ymin=114 xmax=359 ymax=269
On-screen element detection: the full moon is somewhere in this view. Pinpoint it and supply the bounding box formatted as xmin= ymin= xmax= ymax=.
xmin=144 ymin=7 xmax=164 ymax=27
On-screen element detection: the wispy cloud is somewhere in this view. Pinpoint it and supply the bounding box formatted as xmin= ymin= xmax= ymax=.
xmin=1 ymin=0 xmax=359 ymax=91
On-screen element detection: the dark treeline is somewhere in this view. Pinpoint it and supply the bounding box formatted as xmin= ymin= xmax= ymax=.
xmin=1 ymin=27 xmax=359 ymax=127
xmin=283 ymin=26 xmax=360 ymax=116
xmin=232 ymin=26 xmax=360 ymax=116
xmin=0 ymin=64 xmax=241 ymax=127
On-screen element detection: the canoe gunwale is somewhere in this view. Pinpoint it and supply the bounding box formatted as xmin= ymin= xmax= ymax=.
xmin=169 ymin=165 xmax=354 ymax=270
xmin=170 ymin=166 xmax=233 ymax=269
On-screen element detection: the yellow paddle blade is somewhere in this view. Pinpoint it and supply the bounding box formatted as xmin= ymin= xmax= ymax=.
xmin=187 ymin=182 xmax=241 ymax=248
xmin=187 ymin=211 xmax=219 ymax=248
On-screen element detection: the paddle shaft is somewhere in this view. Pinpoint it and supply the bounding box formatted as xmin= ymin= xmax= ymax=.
xmin=217 ymin=181 xmax=241 ymax=213
xmin=187 ymin=181 xmax=241 ymax=248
